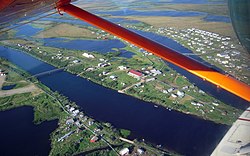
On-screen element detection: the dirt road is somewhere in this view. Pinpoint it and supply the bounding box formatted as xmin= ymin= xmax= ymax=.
xmin=0 ymin=84 xmax=38 ymax=97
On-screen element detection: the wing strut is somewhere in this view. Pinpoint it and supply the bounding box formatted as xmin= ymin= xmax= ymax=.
xmin=59 ymin=4 xmax=250 ymax=102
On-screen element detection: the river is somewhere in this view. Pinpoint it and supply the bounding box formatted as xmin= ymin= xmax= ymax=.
xmin=0 ymin=45 xmax=229 ymax=156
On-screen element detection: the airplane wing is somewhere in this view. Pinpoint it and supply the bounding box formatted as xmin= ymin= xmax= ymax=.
xmin=0 ymin=0 xmax=60 ymax=30
xmin=212 ymin=107 xmax=250 ymax=155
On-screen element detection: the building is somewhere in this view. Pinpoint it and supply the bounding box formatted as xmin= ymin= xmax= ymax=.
xmin=171 ymin=94 xmax=178 ymax=98
xmin=109 ymin=75 xmax=117 ymax=80
xmin=167 ymin=88 xmax=175 ymax=93
xmin=88 ymin=120 xmax=94 ymax=126
xmin=66 ymin=118 xmax=74 ymax=125
xmin=137 ymin=148 xmax=145 ymax=155
xmin=191 ymin=101 xmax=204 ymax=107
xmin=128 ymin=69 xmax=143 ymax=79
xmin=150 ymin=69 xmax=162 ymax=76
xmin=90 ymin=136 xmax=99 ymax=143
xmin=176 ymin=91 xmax=185 ymax=98
xmin=119 ymin=148 xmax=129 ymax=156
xmin=73 ymin=60 xmax=80 ymax=64
xmin=162 ymin=90 xmax=168 ymax=94
xmin=82 ymin=52 xmax=95 ymax=58
xmin=118 ymin=66 xmax=127 ymax=70
xmin=98 ymin=63 xmax=111 ymax=68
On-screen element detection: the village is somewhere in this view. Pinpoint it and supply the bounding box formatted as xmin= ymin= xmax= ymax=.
xmin=0 ymin=60 xmax=172 ymax=156
xmin=9 ymin=33 xmax=242 ymax=125
xmin=128 ymin=25 xmax=249 ymax=85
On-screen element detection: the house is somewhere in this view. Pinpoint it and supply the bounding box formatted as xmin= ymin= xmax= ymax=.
xmin=69 ymin=107 xmax=75 ymax=112
xmin=118 ymin=66 xmax=127 ymax=70
xmin=119 ymin=148 xmax=129 ymax=156
xmin=90 ymin=136 xmax=99 ymax=143
xmin=88 ymin=120 xmax=94 ymax=126
xmin=66 ymin=118 xmax=74 ymax=125
xmin=98 ymin=63 xmax=111 ymax=68
xmin=162 ymin=90 xmax=168 ymax=94
xmin=167 ymin=88 xmax=174 ymax=93
xmin=85 ymin=67 xmax=95 ymax=72
xmin=212 ymin=102 xmax=219 ymax=106
xmin=72 ymin=110 xmax=80 ymax=116
xmin=73 ymin=60 xmax=80 ymax=64
xmin=128 ymin=69 xmax=143 ymax=79
xmin=137 ymin=148 xmax=145 ymax=155
xmin=191 ymin=101 xmax=204 ymax=107
xmin=176 ymin=91 xmax=185 ymax=98
xmin=171 ymin=94 xmax=178 ymax=98
xmin=145 ymin=78 xmax=156 ymax=82
xmin=150 ymin=69 xmax=162 ymax=76
xmin=109 ymin=75 xmax=117 ymax=80
xmin=75 ymin=120 xmax=81 ymax=126
xmin=82 ymin=53 xmax=95 ymax=58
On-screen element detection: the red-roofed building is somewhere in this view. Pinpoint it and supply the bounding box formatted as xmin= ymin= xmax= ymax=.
xmin=128 ymin=70 xmax=143 ymax=79
xmin=90 ymin=136 xmax=99 ymax=143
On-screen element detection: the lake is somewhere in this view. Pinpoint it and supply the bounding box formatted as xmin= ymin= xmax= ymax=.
xmin=96 ymin=9 xmax=206 ymax=17
xmin=42 ymin=38 xmax=126 ymax=53
xmin=0 ymin=106 xmax=57 ymax=156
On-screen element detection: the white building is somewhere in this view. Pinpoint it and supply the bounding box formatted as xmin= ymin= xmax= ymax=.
xmin=119 ymin=148 xmax=129 ymax=156
xmin=118 ymin=66 xmax=127 ymax=70
xmin=73 ymin=60 xmax=80 ymax=64
xmin=82 ymin=53 xmax=95 ymax=58
xmin=177 ymin=91 xmax=185 ymax=98
xmin=171 ymin=94 xmax=178 ymax=98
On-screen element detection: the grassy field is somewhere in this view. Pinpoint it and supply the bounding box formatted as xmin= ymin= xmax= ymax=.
xmin=36 ymin=23 xmax=97 ymax=39
xmin=139 ymin=4 xmax=229 ymax=16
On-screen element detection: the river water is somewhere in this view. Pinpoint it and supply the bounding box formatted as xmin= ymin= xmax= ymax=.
xmin=0 ymin=45 xmax=230 ymax=156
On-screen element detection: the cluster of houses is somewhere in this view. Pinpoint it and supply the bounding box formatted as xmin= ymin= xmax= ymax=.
xmin=215 ymin=50 xmax=243 ymax=69
xmin=59 ymin=104 xmax=103 ymax=143
xmin=191 ymin=101 xmax=204 ymax=107
xmin=171 ymin=90 xmax=185 ymax=98
xmin=17 ymin=43 xmax=32 ymax=51
xmin=127 ymin=67 xmax=162 ymax=80
xmin=145 ymin=26 xmax=248 ymax=81
xmin=94 ymin=30 xmax=111 ymax=40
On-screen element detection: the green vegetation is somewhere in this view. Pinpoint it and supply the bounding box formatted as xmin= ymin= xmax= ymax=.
xmin=120 ymin=129 xmax=131 ymax=138
xmin=0 ymin=92 xmax=64 ymax=124
xmin=1 ymin=36 xmax=243 ymax=125
xmin=0 ymin=58 xmax=173 ymax=156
